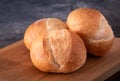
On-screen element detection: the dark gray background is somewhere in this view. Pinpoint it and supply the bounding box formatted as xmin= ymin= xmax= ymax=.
xmin=0 ymin=0 xmax=120 ymax=47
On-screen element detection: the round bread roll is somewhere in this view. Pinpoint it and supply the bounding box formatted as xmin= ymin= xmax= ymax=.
xmin=24 ymin=18 xmax=67 ymax=50
xmin=67 ymin=8 xmax=114 ymax=56
xmin=30 ymin=29 xmax=86 ymax=73
xmin=24 ymin=18 xmax=87 ymax=73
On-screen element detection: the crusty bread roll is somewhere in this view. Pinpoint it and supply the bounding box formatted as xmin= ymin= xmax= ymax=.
xmin=24 ymin=18 xmax=87 ymax=73
xmin=24 ymin=18 xmax=67 ymax=50
xmin=67 ymin=8 xmax=114 ymax=56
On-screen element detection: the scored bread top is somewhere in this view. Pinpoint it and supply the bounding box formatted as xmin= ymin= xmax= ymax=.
xmin=24 ymin=17 xmax=87 ymax=73
xmin=67 ymin=8 xmax=114 ymax=56
xmin=24 ymin=18 xmax=67 ymax=50
xmin=30 ymin=29 xmax=72 ymax=72
xmin=46 ymin=18 xmax=67 ymax=31
xmin=30 ymin=29 xmax=86 ymax=73
xmin=91 ymin=14 xmax=114 ymax=41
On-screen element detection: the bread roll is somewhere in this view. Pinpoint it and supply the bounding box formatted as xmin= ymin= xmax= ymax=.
xmin=67 ymin=8 xmax=114 ymax=56
xmin=24 ymin=18 xmax=67 ymax=50
xmin=30 ymin=29 xmax=86 ymax=73
xmin=24 ymin=18 xmax=87 ymax=73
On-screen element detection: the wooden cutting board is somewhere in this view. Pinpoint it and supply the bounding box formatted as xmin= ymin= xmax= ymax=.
xmin=0 ymin=38 xmax=120 ymax=81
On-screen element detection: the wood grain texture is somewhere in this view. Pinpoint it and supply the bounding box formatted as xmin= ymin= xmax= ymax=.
xmin=0 ymin=38 xmax=120 ymax=81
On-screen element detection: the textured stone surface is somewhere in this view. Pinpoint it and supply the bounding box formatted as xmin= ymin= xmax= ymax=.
xmin=0 ymin=0 xmax=120 ymax=47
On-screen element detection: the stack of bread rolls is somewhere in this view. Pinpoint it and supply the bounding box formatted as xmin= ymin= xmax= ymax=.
xmin=24 ymin=8 xmax=114 ymax=73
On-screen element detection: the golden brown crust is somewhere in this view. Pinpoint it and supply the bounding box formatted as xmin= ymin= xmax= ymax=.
xmin=67 ymin=8 xmax=114 ymax=56
xmin=30 ymin=29 xmax=86 ymax=73
xmin=24 ymin=19 xmax=47 ymax=50
xmin=30 ymin=36 xmax=54 ymax=72
xmin=62 ymin=32 xmax=86 ymax=73
xmin=46 ymin=18 xmax=67 ymax=31
xmin=87 ymin=14 xmax=114 ymax=56
xmin=43 ymin=29 xmax=72 ymax=72
xmin=87 ymin=37 xmax=114 ymax=56
xmin=44 ymin=29 xmax=72 ymax=66
xmin=67 ymin=8 xmax=101 ymax=39
xmin=24 ymin=18 xmax=87 ymax=73
xmin=24 ymin=18 xmax=67 ymax=50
